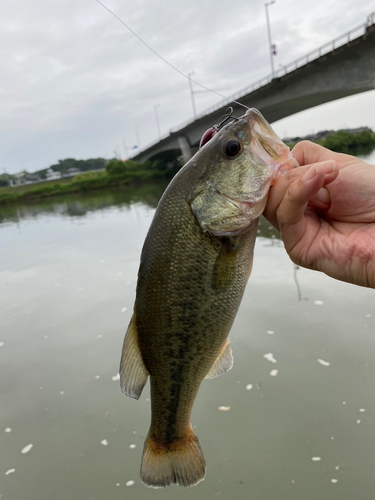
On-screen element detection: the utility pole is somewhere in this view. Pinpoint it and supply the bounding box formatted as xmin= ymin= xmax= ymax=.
xmin=187 ymin=72 xmax=197 ymax=119
xmin=135 ymin=125 xmax=141 ymax=150
xmin=154 ymin=104 xmax=161 ymax=140
xmin=265 ymin=1 xmax=276 ymax=79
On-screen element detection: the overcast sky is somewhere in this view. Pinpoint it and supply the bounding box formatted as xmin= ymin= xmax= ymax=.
xmin=1 ymin=0 xmax=374 ymax=174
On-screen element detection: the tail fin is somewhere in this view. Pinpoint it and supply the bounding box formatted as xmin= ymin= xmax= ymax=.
xmin=140 ymin=426 xmax=206 ymax=488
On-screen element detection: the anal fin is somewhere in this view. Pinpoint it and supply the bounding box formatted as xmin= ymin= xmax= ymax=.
xmin=119 ymin=314 xmax=149 ymax=399
xmin=204 ymin=337 xmax=234 ymax=379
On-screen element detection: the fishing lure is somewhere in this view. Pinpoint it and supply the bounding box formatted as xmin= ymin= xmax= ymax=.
xmin=199 ymin=107 xmax=240 ymax=148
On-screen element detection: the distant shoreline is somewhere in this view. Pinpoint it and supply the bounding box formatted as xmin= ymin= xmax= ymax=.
xmin=0 ymin=170 xmax=172 ymax=207
xmin=1 ymin=128 xmax=374 ymax=207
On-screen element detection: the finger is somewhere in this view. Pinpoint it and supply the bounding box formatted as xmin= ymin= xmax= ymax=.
xmin=264 ymin=160 xmax=337 ymax=228
xmin=276 ymin=162 xmax=335 ymax=252
xmin=292 ymin=141 xmax=336 ymax=166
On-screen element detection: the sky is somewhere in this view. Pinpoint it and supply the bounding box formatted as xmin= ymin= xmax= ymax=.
xmin=1 ymin=0 xmax=374 ymax=174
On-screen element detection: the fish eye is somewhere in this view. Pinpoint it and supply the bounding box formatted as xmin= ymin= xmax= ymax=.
xmin=223 ymin=139 xmax=241 ymax=157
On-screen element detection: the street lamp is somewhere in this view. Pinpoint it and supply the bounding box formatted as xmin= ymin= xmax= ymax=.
xmin=154 ymin=104 xmax=161 ymax=140
xmin=187 ymin=71 xmax=197 ymax=119
xmin=265 ymin=1 xmax=276 ymax=79
xmin=135 ymin=125 xmax=141 ymax=150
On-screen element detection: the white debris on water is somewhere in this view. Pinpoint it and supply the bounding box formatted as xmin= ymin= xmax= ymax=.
xmin=116 ymin=483 xmax=120 ymax=486
xmin=5 ymin=469 xmax=15 ymax=476
xmin=95 ymin=375 xmax=100 ymax=379
xmin=311 ymin=457 xmax=321 ymax=462
xmin=0 ymin=342 xmax=4 ymax=347
xmin=270 ymin=369 xmax=278 ymax=377
xmin=246 ymin=384 xmax=253 ymax=390
xmin=121 ymin=307 xmax=127 ymax=313
xmin=356 ymin=419 xmax=361 ymax=424
xmin=342 ymin=401 xmax=347 ymax=405
xmin=359 ymin=408 xmax=366 ymax=412
xmin=330 ymin=479 xmax=338 ymax=484
xmin=264 ymin=353 xmax=277 ymax=363
xmin=266 ymin=330 xmax=274 ymax=335
xmin=314 ymin=300 xmax=324 ymax=305
xmin=335 ymin=466 xmax=340 ymax=470
xmin=317 ymin=359 xmax=330 ymax=366
xmin=5 ymin=428 xmax=11 ymax=433
xmin=21 ymin=444 xmax=33 ymax=454
xmin=111 ymin=373 xmax=120 ymax=381
xmin=365 ymin=313 xmax=371 ymax=318
xmin=218 ymin=406 xmax=231 ymax=411
xmin=97 ymin=334 xmax=103 ymax=339
xmin=101 ymin=439 xmax=108 ymax=446
xmin=59 ymin=391 xmax=64 ymax=395
xmin=129 ymin=444 xmax=136 ymax=449
xmin=126 ymin=480 xmax=135 ymax=486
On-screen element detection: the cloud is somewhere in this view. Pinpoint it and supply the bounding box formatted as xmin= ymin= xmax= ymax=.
xmin=0 ymin=0 xmax=373 ymax=173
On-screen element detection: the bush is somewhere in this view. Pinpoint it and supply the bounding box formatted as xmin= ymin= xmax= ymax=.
xmin=106 ymin=159 xmax=142 ymax=175
xmin=321 ymin=130 xmax=375 ymax=153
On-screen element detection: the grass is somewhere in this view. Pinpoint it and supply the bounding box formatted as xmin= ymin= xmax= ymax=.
xmin=0 ymin=169 xmax=170 ymax=206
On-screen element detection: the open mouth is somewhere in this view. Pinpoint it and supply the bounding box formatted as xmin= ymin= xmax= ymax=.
xmin=245 ymin=109 xmax=299 ymax=181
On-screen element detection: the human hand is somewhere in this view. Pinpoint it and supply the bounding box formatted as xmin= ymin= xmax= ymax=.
xmin=263 ymin=141 xmax=375 ymax=288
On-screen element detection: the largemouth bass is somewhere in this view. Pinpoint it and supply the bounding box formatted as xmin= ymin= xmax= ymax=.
xmin=120 ymin=108 xmax=297 ymax=488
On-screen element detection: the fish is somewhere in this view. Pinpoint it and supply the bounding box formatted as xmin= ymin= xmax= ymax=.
xmin=119 ymin=108 xmax=298 ymax=488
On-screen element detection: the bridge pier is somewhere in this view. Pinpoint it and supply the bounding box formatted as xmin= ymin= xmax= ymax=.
xmin=177 ymin=136 xmax=193 ymax=164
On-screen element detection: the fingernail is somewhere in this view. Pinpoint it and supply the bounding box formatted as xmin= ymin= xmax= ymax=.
xmin=302 ymin=164 xmax=319 ymax=182
xmin=317 ymin=187 xmax=330 ymax=204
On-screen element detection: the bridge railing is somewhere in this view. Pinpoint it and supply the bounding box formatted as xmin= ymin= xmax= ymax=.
xmin=190 ymin=10 xmax=375 ymax=122
xmin=143 ymin=11 xmax=375 ymax=149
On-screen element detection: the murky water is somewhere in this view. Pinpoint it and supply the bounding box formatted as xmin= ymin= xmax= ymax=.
xmin=1 ymin=180 xmax=375 ymax=500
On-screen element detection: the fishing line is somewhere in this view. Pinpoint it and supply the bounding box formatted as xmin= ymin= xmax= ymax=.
xmin=94 ymin=0 xmax=249 ymax=112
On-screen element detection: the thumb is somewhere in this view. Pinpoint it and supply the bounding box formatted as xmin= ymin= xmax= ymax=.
xmin=276 ymin=160 xmax=336 ymax=251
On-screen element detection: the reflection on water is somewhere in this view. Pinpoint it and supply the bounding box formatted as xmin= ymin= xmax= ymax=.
xmin=0 ymin=180 xmax=169 ymax=226
xmin=1 ymin=185 xmax=375 ymax=500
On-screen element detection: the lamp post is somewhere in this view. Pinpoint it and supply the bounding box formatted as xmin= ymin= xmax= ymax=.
xmin=265 ymin=1 xmax=276 ymax=79
xmin=154 ymin=104 xmax=161 ymax=140
xmin=187 ymin=71 xmax=197 ymax=119
xmin=135 ymin=125 xmax=141 ymax=150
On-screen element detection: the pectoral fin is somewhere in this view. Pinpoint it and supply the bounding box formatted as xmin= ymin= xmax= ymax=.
xmin=119 ymin=314 xmax=149 ymax=399
xmin=205 ymin=338 xmax=234 ymax=379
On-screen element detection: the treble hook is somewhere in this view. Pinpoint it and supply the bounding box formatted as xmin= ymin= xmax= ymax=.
xmin=199 ymin=107 xmax=241 ymax=148
xmin=213 ymin=107 xmax=239 ymax=132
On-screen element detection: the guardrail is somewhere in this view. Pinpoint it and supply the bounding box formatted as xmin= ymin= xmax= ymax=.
xmin=139 ymin=11 xmax=374 ymax=152
xmin=191 ymin=10 xmax=375 ymax=122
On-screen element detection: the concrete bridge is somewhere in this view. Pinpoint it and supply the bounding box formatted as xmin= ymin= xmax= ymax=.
xmin=134 ymin=12 xmax=375 ymax=164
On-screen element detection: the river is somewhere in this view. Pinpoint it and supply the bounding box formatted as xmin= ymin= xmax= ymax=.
xmin=1 ymin=158 xmax=375 ymax=500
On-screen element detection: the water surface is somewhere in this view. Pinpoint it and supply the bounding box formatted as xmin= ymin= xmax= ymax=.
xmin=1 ymin=184 xmax=375 ymax=500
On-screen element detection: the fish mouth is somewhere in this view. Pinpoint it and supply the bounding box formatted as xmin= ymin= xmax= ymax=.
xmin=244 ymin=109 xmax=299 ymax=182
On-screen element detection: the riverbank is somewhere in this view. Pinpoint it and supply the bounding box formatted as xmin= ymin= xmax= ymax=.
xmin=2 ymin=128 xmax=374 ymax=207
xmin=0 ymin=168 xmax=172 ymax=206
xmin=285 ymin=127 xmax=375 ymax=153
